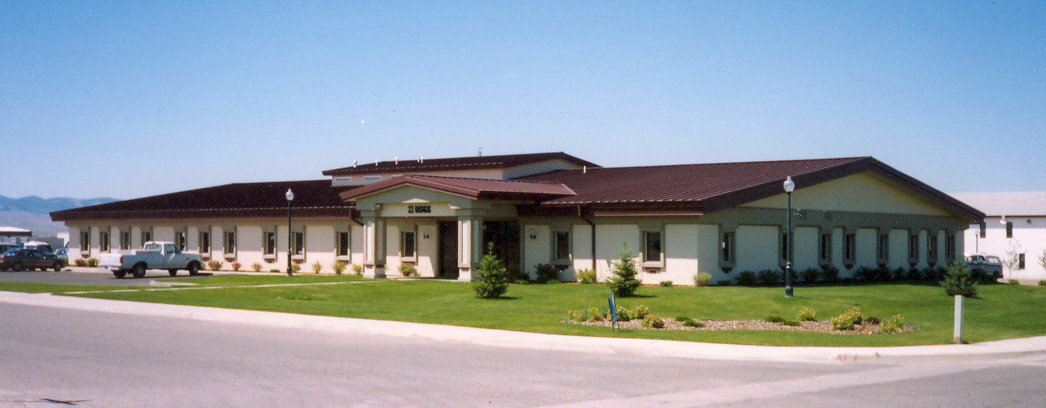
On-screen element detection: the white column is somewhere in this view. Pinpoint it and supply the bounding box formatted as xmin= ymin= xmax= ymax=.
xmin=362 ymin=208 xmax=386 ymax=278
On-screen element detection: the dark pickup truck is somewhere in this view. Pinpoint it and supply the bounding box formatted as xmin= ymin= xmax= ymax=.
xmin=0 ymin=248 xmax=64 ymax=271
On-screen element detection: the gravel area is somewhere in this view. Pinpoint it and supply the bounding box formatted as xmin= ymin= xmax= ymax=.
xmin=578 ymin=318 xmax=915 ymax=335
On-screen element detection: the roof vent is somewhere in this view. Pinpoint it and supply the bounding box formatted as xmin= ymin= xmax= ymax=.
xmin=583 ymin=166 xmax=587 ymax=174
xmin=353 ymin=160 xmax=357 ymax=168
xmin=419 ymin=156 xmax=423 ymax=163
xmin=395 ymin=157 xmax=399 ymax=165
xmin=478 ymin=147 xmax=482 ymax=156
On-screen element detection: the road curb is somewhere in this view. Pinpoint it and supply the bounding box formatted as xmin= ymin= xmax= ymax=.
xmin=2 ymin=290 xmax=1044 ymax=363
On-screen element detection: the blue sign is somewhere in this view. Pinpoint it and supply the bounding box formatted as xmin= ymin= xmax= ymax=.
xmin=608 ymin=293 xmax=618 ymax=326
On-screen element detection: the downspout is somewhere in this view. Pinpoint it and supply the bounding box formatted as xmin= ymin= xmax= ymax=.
xmin=578 ymin=206 xmax=596 ymax=272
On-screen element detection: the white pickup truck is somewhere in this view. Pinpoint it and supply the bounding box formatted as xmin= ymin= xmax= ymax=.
xmin=98 ymin=241 xmax=203 ymax=278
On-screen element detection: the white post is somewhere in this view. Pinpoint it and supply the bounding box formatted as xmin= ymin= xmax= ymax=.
xmin=954 ymin=295 xmax=964 ymax=344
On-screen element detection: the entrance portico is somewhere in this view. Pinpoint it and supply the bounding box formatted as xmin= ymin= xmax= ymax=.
xmin=341 ymin=175 xmax=576 ymax=281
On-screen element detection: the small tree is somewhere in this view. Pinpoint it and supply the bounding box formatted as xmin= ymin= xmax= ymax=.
xmin=607 ymin=245 xmax=641 ymax=297
xmin=1039 ymin=248 xmax=1046 ymax=272
xmin=473 ymin=242 xmax=509 ymax=299
xmin=941 ymin=261 xmax=977 ymax=298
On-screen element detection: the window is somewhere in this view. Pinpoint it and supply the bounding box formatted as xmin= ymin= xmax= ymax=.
xmin=199 ymin=231 xmax=210 ymax=253
xmin=979 ymin=222 xmax=986 ymax=238
xmin=843 ymin=233 xmax=856 ymax=265
xmin=141 ymin=230 xmax=152 ymax=244
xmin=877 ymin=233 xmax=889 ymax=264
xmin=927 ymin=235 xmax=939 ymax=265
xmin=292 ymin=232 xmax=304 ymax=256
xmin=554 ymin=231 xmax=570 ymax=261
xmin=908 ymin=234 xmax=919 ymax=262
xmin=99 ymin=230 xmax=110 ymax=252
xmin=401 ymin=231 xmax=416 ymax=259
xmin=642 ymin=231 xmax=662 ymax=263
xmin=1006 ymin=222 xmax=1013 ymax=238
xmin=224 ymin=231 xmax=236 ymax=255
xmin=264 ymin=232 xmax=276 ymax=255
xmin=337 ymin=232 xmax=350 ymax=257
xmin=119 ymin=231 xmax=131 ymax=250
xmin=177 ymin=230 xmax=187 ymax=251
xmin=80 ymin=231 xmax=91 ymax=250
xmin=720 ymin=232 xmax=735 ymax=264
xmin=1018 ymin=253 xmax=1026 ymax=270
xmin=819 ymin=233 xmax=831 ymax=263
xmin=945 ymin=235 xmax=957 ymax=261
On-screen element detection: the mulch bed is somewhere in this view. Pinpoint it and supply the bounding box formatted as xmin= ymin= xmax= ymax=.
xmin=576 ymin=318 xmax=915 ymax=335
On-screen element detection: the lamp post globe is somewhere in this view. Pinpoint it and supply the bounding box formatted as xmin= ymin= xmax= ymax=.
xmin=783 ymin=176 xmax=794 ymax=298
xmin=286 ymin=188 xmax=294 ymax=276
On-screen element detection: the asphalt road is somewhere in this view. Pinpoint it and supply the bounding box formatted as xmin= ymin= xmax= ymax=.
xmin=1 ymin=301 xmax=1045 ymax=407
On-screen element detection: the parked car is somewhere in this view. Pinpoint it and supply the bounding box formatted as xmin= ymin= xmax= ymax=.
xmin=0 ymin=243 xmax=19 ymax=253
xmin=22 ymin=241 xmax=55 ymax=255
xmin=55 ymin=248 xmax=69 ymax=263
xmin=964 ymin=254 xmax=1003 ymax=279
xmin=98 ymin=241 xmax=203 ymax=278
xmin=0 ymin=248 xmax=64 ymax=272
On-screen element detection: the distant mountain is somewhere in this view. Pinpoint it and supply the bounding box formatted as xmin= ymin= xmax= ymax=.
xmin=0 ymin=196 xmax=121 ymax=238
xmin=0 ymin=196 xmax=120 ymax=214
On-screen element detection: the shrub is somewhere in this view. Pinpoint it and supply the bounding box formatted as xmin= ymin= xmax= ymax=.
xmin=942 ymin=262 xmax=977 ymax=297
xmin=606 ymin=245 xmax=641 ymax=297
xmin=677 ymin=317 xmax=704 ymax=328
xmin=534 ymin=263 xmax=559 ymax=284
xmin=473 ymin=243 xmax=509 ymax=299
xmin=567 ymin=308 xmax=607 ymax=323
xmin=906 ymin=267 xmax=922 ymax=282
xmin=332 ymin=262 xmax=346 ymax=275
xmin=765 ymin=314 xmax=785 ymax=323
xmin=576 ymin=269 xmax=597 ymax=284
xmin=311 ymin=262 xmax=323 ymax=274
xmin=781 ymin=319 xmax=801 ymax=326
xmin=86 ymin=258 xmax=98 ymax=267
xmin=1039 ymin=280 xmax=1046 ymax=287
xmin=351 ymin=264 xmax=364 ymax=276
xmin=231 ymin=262 xmax=241 ymax=272
xmin=758 ymin=269 xmax=783 ymax=286
xmin=292 ymin=263 xmax=301 ymax=274
xmin=717 ymin=280 xmax=732 ymax=286
xmin=616 ymin=306 xmax=633 ymax=321
xmin=969 ymin=267 xmax=995 ymax=285
xmin=631 ymin=305 xmax=650 ymax=319
xmin=737 ymin=271 xmax=758 ymax=286
xmin=270 ymin=269 xmax=280 ymax=273
xmin=800 ymin=268 xmax=820 ymax=284
xmin=641 ymin=314 xmax=665 ymax=329
xmin=893 ymin=267 xmax=906 ymax=281
xmin=881 ymin=314 xmax=905 ymax=334
xmin=796 ymin=307 xmax=817 ymax=322
xmin=659 ymin=280 xmax=673 ymax=287
xmin=821 ymin=265 xmax=840 ymax=283
xmin=399 ymin=263 xmax=417 ymax=277
xmin=75 ymin=259 xmax=87 ymax=267
xmin=1008 ymin=279 xmax=1020 ymax=285
xmin=831 ymin=307 xmax=863 ymax=330
xmin=923 ymin=266 xmax=943 ymax=282
xmin=694 ymin=272 xmax=712 ymax=286
xmin=252 ymin=263 xmax=262 ymax=272
xmin=207 ymin=260 xmax=224 ymax=271
xmin=864 ymin=316 xmax=880 ymax=325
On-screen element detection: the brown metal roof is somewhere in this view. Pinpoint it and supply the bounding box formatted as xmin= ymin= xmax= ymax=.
xmin=340 ymin=174 xmax=576 ymax=202
xmin=517 ymin=157 xmax=985 ymax=221
xmin=51 ymin=180 xmax=356 ymax=221
xmin=322 ymin=152 xmax=599 ymax=176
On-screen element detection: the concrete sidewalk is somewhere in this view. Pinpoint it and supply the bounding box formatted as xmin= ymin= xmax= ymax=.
xmin=3 ymin=290 xmax=1044 ymax=364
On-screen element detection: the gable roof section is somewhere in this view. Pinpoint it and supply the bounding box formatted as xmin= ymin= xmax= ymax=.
xmin=517 ymin=157 xmax=984 ymax=221
xmin=340 ymin=174 xmax=576 ymax=202
xmin=51 ymin=180 xmax=355 ymax=221
xmin=322 ymin=152 xmax=599 ymax=176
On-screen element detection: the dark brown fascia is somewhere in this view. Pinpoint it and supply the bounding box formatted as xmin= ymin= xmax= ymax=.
xmin=51 ymin=207 xmax=357 ymax=222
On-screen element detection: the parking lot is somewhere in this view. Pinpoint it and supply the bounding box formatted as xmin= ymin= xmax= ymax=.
xmin=0 ymin=267 xmax=225 ymax=287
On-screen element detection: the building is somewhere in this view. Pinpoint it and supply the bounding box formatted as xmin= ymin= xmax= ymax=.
xmin=953 ymin=192 xmax=1046 ymax=281
xmin=0 ymin=227 xmax=32 ymax=245
xmin=51 ymin=152 xmax=983 ymax=284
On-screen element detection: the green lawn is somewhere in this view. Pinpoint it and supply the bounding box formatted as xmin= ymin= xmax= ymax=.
xmin=4 ymin=276 xmax=1045 ymax=347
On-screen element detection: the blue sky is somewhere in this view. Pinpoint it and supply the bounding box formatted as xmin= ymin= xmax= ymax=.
xmin=2 ymin=1 xmax=1043 ymax=200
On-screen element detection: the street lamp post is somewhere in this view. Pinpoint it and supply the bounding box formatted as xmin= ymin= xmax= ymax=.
xmin=286 ymin=188 xmax=294 ymax=276
xmin=783 ymin=176 xmax=795 ymax=298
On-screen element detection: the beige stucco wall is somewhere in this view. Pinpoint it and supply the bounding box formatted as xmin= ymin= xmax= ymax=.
xmin=742 ymin=172 xmax=951 ymax=216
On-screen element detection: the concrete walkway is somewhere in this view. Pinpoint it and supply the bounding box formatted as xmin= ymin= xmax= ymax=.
xmin=3 ymin=290 xmax=1045 ymax=364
